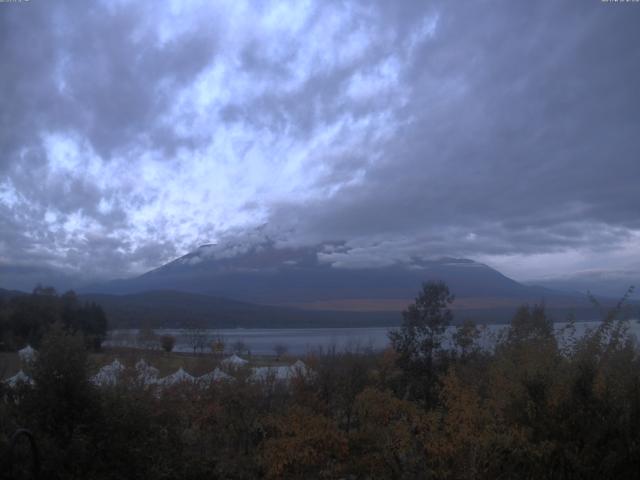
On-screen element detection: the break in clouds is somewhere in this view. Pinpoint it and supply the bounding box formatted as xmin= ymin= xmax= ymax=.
xmin=1 ymin=0 xmax=639 ymax=289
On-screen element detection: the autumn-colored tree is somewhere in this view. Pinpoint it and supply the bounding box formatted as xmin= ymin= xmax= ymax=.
xmin=350 ymin=387 xmax=426 ymax=478
xmin=1 ymin=283 xmax=638 ymax=478
xmin=262 ymin=406 xmax=348 ymax=479
xmin=424 ymin=368 xmax=499 ymax=479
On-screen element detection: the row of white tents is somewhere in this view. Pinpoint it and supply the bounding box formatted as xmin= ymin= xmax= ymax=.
xmin=89 ymin=358 xmax=231 ymax=387
xmin=4 ymin=355 xmax=311 ymax=389
xmin=91 ymin=356 xmax=311 ymax=387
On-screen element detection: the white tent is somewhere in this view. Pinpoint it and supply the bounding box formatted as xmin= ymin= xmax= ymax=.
xmin=289 ymin=359 xmax=314 ymax=379
xmin=250 ymin=365 xmax=292 ymax=383
xmin=159 ymin=367 xmax=195 ymax=386
xmin=91 ymin=359 xmax=125 ymax=387
xmin=18 ymin=345 xmax=37 ymax=363
xmin=221 ymin=354 xmax=248 ymax=367
xmin=4 ymin=370 xmax=34 ymax=387
xmin=290 ymin=360 xmax=308 ymax=374
xmin=135 ymin=359 xmax=159 ymax=385
xmin=250 ymin=360 xmax=313 ymax=383
xmin=197 ymin=368 xmax=233 ymax=385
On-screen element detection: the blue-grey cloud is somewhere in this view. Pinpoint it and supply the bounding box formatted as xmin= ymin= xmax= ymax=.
xmin=0 ymin=0 xmax=639 ymax=290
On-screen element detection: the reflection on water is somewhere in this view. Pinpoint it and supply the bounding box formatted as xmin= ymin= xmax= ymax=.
xmin=105 ymin=319 xmax=640 ymax=356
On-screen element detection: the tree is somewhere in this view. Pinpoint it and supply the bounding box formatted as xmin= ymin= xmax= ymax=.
xmin=80 ymin=301 xmax=108 ymax=350
xmin=388 ymin=281 xmax=454 ymax=402
xmin=24 ymin=327 xmax=96 ymax=440
xmin=186 ymin=326 xmax=207 ymax=354
xmin=274 ymin=343 xmax=288 ymax=360
xmin=17 ymin=326 xmax=101 ymax=476
xmin=424 ymin=368 xmax=496 ymax=479
xmin=350 ymin=387 xmax=426 ymax=477
xmin=453 ymin=320 xmax=482 ymax=358
xmin=262 ymin=406 xmax=348 ymax=479
xmin=59 ymin=291 xmax=108 ymax=350
xmin=137 ymin=326 xmax=159 ymax=349
xmin=232 ymin=340 xmax=247 ymax=355
xmin=211 ymin=335 xmax=225 ymax=357
xmin=160 ymin=335 xmax=176 ymax=353
xmin=9 ymin=287 xmax=61 ymax=347
xmin=506 ymin=304 xmax=554 ymax=345
xmin=3 ymin=287 xmax=107 ymax=350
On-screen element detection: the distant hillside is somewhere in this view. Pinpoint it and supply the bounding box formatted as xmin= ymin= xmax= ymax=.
xmin=0 ymin=288 xmax=26 ymax=300
xmin=1 ymin=286 xmax=617 ymax=329
xmin=9 ymin=241 xmax=622 ymax=329
xmin=73 ymin=290 xmax=617 ymax=329
xmin=528 ymin=273 xmax=638 ymax=299
xmin=78 ymin=290 xmax=399 ymax=329
xmin=84 ymin=242 xmax=586 ymax=311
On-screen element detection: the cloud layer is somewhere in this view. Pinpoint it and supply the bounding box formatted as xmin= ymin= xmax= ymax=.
xmin=1 ymin=0 xmax=639 ymax=289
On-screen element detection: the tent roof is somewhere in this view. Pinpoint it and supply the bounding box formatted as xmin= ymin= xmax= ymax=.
xmin=198 ymin=368 xmax=233 ymax=383
xmin=222 ymin=354 xmax=248 ymax=365
xmin=5 ymin=370 xmax=34 ymax=387
xmin=160 ymin=367 xmax=195 ymax=385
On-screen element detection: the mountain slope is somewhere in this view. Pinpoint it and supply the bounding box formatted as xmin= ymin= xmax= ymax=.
xmin=84 ymin=242 xmax=584 ymax=310
xmin=79 ymin=290 xmax=398 ymax=329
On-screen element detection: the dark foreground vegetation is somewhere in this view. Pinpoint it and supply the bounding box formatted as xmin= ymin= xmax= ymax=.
xmin=1 ymin=283 xmax=639 ymax=479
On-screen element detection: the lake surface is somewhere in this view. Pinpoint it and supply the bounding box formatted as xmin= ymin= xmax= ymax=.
xmin=105 ymin=319 xmax=640 ymax=356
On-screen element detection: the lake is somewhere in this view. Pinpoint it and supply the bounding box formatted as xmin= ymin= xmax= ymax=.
xmin=105 ymin=319 xmax=640 ymax=356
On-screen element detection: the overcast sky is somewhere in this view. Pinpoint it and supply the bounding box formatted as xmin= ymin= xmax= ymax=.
xmin=1 ymin=0 xmax=639 ymax=289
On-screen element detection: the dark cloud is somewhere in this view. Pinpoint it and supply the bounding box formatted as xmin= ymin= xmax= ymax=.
xmin=0 ymin=0 xmax=639 ymax=289
xmin=269 ymin=1 xmax=640 ymax=259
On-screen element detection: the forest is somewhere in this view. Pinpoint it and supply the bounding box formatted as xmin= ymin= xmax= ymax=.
xmin=1 ymin=282 xmax=639 ymax=479
xmin=0 ymin=287 xmax=108 ymax=352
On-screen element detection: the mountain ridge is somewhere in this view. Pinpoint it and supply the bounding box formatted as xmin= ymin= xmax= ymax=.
xmin=82 ymin=242 xmax=588 ymax=309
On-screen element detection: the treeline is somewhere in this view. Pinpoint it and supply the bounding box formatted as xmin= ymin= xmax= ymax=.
xmin=1 ymin=282 xmax=639 ymax=479
xmin=0 ymin=286 xmax=108 ymax=351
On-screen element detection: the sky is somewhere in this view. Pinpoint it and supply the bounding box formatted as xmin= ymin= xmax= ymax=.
xmin=1 ymin=0 xmax=639 ymax=291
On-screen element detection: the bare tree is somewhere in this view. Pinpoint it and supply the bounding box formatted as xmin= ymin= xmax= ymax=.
xmin=274 ymin=343 xmax=288 ymax=360
xmin=232 ymin=340 xmax=247 ymax=355
xmin=186 ymin=326 xmax=207 ymax=355
xmin=137 ymin=327 xmax=159 ymax=350
xmin=211 ymin=334 xmax=225 ymax=358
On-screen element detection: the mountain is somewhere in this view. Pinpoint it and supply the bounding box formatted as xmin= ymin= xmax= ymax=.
xmin=6 ymin=240 xmax=625 ymax=328
xmin=0 ymin=287 xmax=27 ymax=300
xmin=526 ymin=270 xmax=638 ymax=298
xmin=84 ymin=242 xmax=586 ymax=311
xmin=0 ymin=264 xmax=80 ymax=293
xmin=79 ymin=290 xmax=397 ymax=329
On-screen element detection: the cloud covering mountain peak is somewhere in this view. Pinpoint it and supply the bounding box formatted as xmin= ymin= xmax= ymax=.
xmin=1 ymin=0 xmax=639 ymax=292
